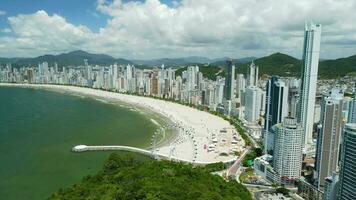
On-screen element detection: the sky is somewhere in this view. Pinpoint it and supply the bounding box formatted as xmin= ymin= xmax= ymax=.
xmin=0 ymin=0 xmax=356 ymax=59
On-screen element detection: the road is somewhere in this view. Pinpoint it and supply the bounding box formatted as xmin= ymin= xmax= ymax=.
xmin=226 ymin=117 xmax=260 ymax=179
xmin=227 ymin=146 xmax=250 ymax=178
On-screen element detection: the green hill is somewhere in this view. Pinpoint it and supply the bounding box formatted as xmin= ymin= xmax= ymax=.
xmin=0 ymin=50 xmax=132 ymax=67
xmin=48 ymin=153 xmax=251 ymax=200
xmin=207 ymin=53 xmax=356 ymax=79
xmin=175 ymin=64 xmax=225 ymax=80
xmin=236 ymin=52 xmax=301 ymax=77
xmin=319 ymin=55 xmax=356 ymax=78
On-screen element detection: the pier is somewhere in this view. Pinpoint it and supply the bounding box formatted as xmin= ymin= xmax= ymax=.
xmin=72 ymin=145 xmax=236 ymax=166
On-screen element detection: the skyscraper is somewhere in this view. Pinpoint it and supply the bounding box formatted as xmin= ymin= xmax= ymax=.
xmin=264 ymin=76 xmax=289 ymax=153
xmin=247 ymin=61 xmax=258 ymax=87
xmin=245 ymin=86 xmax=263 ymax=123
xmin=273 ymin=117 xmax=303 ymax=184
xmin=337 ymin=123 xmax=356 ymax=199
xmin=315 ymin=90 xmax=344 ymax=189
xmin=324 ymin=172 xmax=339 ymax=200
xmin=348 ymin=83 xmax=356 ymax=123
xmin=297 ymin=22 xmax=322 ymax=149
xmin=224 ymin=60 xmax=235 ymax=100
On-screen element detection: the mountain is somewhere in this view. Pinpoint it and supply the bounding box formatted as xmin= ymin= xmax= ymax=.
xmin=132 ymin=56 xmax=257 ymax=66
xmin=132 ymin=58 xmax=194 ymax=66
xmin=236 ymin=52 xmax=301 ymax=77
xmin=1 ymin=50 xmax=354 ymax=78
xmin=319 ymin=55 xmax=356 ymax=78
xmin=195 ymin=53 xmax=356 ymax=79
xmin=211 ymin=57 xmax=257 ymax=66
xmin=0 ymin=50 xmax=132 ymax=67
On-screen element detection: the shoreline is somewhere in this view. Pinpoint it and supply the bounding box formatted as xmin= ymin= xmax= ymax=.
xmin=0 ymin=83 xmax=245 ymax=164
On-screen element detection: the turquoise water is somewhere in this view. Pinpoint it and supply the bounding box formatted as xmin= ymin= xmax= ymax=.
xmin=0 ymin=87 xmax=166 ymax=199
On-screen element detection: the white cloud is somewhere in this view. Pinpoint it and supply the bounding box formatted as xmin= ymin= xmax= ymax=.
xmin=0 ymin=10 xmax=6 ymax=15
xmin=0 ymin=10 xmax=93 ymax=57
xmin=1 ymin=28 xmax=11 ymax=33
xmin=1 ymin=0 xmax=356 ymax=59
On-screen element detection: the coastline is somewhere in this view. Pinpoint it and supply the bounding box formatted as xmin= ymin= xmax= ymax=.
xmin=0 ymin=83 xmax=245 ymax=164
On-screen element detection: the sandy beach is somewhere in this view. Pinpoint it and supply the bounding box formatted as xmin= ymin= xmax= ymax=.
xmin=0 ymin=83 xmax=245 ymax=164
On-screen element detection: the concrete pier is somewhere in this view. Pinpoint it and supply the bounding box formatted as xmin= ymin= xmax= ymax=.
xmin=72 ymin=145 xmax=236 ymax=166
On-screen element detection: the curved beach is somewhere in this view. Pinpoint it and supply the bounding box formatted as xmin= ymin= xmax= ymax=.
xmin=0 ymin=83 xmax=246 ymax=164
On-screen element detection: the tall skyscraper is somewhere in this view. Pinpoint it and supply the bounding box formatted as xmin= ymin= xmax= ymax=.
xmin=273 ymin=117 xmax=303 ymax=184
xmin=264 ymin=76 xmax=289 ymax=153
xmin=337 ymin=123 xmax=356 ymax=199
xmin=245 ymin=86 xmax=263 ymax=123
xmin=224 ymin=60 xmax=235 ymax=100
xmin=324 ymin=172 xmax=339 ymax=200
xmin=236 ymin=73 xmax=245 ymax=99
xmin=315 ymin=90 xmax=344 ymax=189
xmin=297 ymin=22 xmax=322 ymax=149
xmin=247 ymin=61 xmax=258 ymax=87
xmin=348 ymin=83 xmax=356 ymax=123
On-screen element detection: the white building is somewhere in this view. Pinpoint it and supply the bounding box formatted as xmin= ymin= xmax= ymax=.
xmin=247 ymin=61 xmax=258 ymax=87
xmin=245 ymin=86 xmax=263 ymax=124
xmin=315 ymin=89 xmax=344 ymax=189
xmin=273 ymin=117 xmax=303 ymax=184
xmin=297 ymin=22 xmax=322 ymax=150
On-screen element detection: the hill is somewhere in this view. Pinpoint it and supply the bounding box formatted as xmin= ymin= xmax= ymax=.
xmin=0 ymin=50 xmax=132 ymax=67
xmin=1 ymin=50 xmax=354 ymax=78
xmin=48 ymin=153 xmax=252 ymax=200
xmin=175 ymin=64 xmax=225 ymax=80
xmin=236 ymin=52 xmax=301 ymax=77
xmin=209 ymin=53 xmax=356 ymax=79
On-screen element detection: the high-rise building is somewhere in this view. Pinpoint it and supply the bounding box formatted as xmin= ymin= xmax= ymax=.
xmin=337 ymin=123 xmax=356 ymax=199
xmin=348 ymin=84 xmax=356 ymax=123
xmin=264 ymin=76 xmax=289 ymax=153
xmin=273 ymin=117 xmax=303 ymax=184
xmin=247 ymin=61 xmax=258 ymax=87
xmin=324 ymin=172 xmax=339 ymax=200
xmin=297 ymin=22 xmax=322 ymax=149
xmin=224 ymin=60 xmax=235 ymax=100
xmin=315 ymin=90 xmax=344 ymax=189
xmin=245 ymin=86 xmax=263 ymax=123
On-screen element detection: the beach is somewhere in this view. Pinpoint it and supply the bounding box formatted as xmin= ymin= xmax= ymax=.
xmin=0 ymin=83 xmax=245 ymax=164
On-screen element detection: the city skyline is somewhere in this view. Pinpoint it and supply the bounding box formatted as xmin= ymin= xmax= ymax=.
xmin=1 ymin=1 xmax=356 ymax=198
xmin=1 ymin=0 xmax=356 ymax=59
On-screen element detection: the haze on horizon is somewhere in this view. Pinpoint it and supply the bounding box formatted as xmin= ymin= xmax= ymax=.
xmin=0 ymin=0 xmax=355 ymax=60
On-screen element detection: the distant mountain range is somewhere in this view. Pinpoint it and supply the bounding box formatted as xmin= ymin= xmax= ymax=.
xmin=0 ymin=50 xmax=355 ymax=78
xmin=179 ymin=53 xmax=356 ymax=79
xmin=132 ymin=56 xmax=256 ymax=66
xmin=0 ymin=50 xmax=255 ymax=67
xmin=0 ymin=50 xmax=133 ymax=67
xmin=235 ymin=52 xmax=356 ymax=78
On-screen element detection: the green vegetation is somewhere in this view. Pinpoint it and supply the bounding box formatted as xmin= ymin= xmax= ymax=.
xmin=239 ymin=167 xmax=254 ymax=183
xmin=210 ymin=52 xmax=356 ymax=79
xmin=236 ymin=53 xmax=300 ymax=77
xmin=175 ymin=64 xmax=224 ymax=80
xmin=48 ymin=153 xmax=252 ymax=200
xmin=242 ymin=147 xmax=262 ymax=167
xmin=203 ymin=162 xmax=230 ymax=173
xmin=276 ymin=187 xmax=290 ymax=196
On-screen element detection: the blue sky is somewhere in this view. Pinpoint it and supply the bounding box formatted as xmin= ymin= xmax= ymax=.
xmin=0 ymin=0 xmax=355 ymax=59
xmin=0 ymin=0 xmax=178 ymax=32
xmin=1 ymin=0 xmax=107 ymax=32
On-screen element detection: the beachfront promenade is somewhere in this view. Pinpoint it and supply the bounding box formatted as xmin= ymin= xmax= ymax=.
xmin=72 ymin=145 xmax=236 ymax=165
